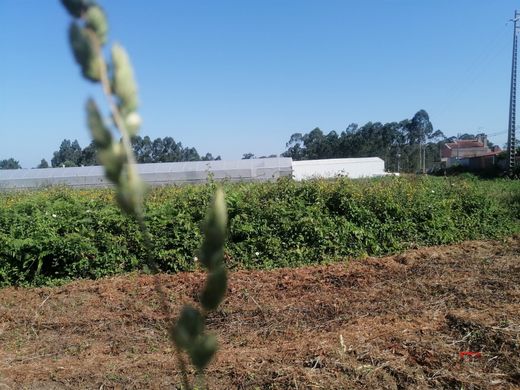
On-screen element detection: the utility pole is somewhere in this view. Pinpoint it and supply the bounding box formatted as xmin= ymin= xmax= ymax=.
xmin=417 ymin=142 xmax=421 ymax=173
xmin=419 ymin=127 xmax=427 ymax=173
xmin=507 ymin=10 xmax=519 ymax=175
xmin=418 ymin=131 xmax=423 ymax=174
xmin=423 ymin=144 xmax=426 ymax=173
xmin=456 ymin=133 xmax=460 ymax=161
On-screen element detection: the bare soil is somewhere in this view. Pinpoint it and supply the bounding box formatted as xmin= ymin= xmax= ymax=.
xmin=1 ymin=237 xmax=519 ymax=389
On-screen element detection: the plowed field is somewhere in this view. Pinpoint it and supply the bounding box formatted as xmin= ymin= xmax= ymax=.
xmin=1 ymin=237 xmax=519 ymax=389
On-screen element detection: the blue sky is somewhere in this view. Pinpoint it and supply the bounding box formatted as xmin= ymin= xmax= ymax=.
xmin=0 ymin=0 xmax=518 ymax=168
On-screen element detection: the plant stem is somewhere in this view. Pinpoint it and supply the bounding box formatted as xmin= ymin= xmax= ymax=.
xmin=196 ymin=370 xmax=206 ymax=390
xmin=92 ymin=34 xmax=136 ymax=163
xmin=136 ymin=214 xmax=192 ymax=390
xmin=89 ymin=30 xmax=144 ymax=216
xmin=89 ymin=33 xmax=192 ymax=390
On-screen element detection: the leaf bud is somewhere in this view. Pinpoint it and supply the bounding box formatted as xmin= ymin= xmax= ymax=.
xmin=116 ymin=170 xmax=144 ymax=215
xmin=200 ymin=188 xmax=228 ymax=269
xmin=200 ymin=265 xmax=227 ymax=311
xmin=61 ymin=0 xmax=95 ymax=18
xmin=125 ymin=112 xmax=142 ymax=138
xmin=68 ymin=22 xmax=101 ymax=82
xmin=85 ymin=6 xmax=108 ymax=45
xmin=99 ymin=142 xmax=125 ymax=184
xmin=86 ymin=98 xmax=112 ymax=149
xmin=189 ymin=333 xmax=217 ymax=371
xmin=169 ymin=305 xmax=205 ymax=350
xmin=111 ymin=43 xmax=139 ymax=113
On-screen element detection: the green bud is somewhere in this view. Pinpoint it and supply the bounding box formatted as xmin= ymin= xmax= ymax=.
xmin=111 ymin=43 xmax=139 ymax=114
xmin=198 ymin=246 xmax=224 ymax=271
xmin=85 ymin=6 xmax=108 ymax=45
xmin=200 ymin=188 xmax=227 ymax=269
xmin=200 ymin=266 xmax=227 ymax=311
xmin=86 ymin=98 xmax=112 ymax=149
xmin=124 ymin=112 xmax=142 ymax=138
xmin=116 ymin=170 xmax=144 ymax=215
xmin=170 ymin=305 xmax=205 ymax=350
xmin=68 ymin=22 xmax=101 ymax=82
xmin=213 ymin=188 xmax=228 ymax=231
xmin=189 ymin=333 xmax=217 ymax=371
xmin=61 ymin=0 xmax=95 ymax=18
xmin=98 ymin=142 xmax=125 ymax=183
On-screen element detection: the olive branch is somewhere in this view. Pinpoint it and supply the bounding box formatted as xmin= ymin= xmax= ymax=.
xmin=60 ymin=1 xmax=228 ymax=388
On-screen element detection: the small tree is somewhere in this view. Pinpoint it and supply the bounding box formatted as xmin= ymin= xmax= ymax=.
xmin=51 ymin=139 xmax=83 ymax=167
xmin=0 ymin=158 xmax=21 ymax=169
xmin=37 ymin=159 xmax=50 ymax=169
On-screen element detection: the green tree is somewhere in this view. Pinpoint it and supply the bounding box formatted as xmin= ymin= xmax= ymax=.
xmin=281 ymin=110 xmax=443 ymax=173
xmin=201 ymin=153 xmax=220 ymax=161
xmin=132 ymin=136 xmax=208 ymax=163
xmin=37 ymin=159 xmax=49 ymax=168
xmin=132 ymin=136 xmax=153 ymax=163
xmin=301 ymin=128 xmax=328 ymax=159
xmin=282 ymin=133 xmax=305 ymax=160
xmin=80 ymin=141 xmax=99 ymax=166
xmin=51 ymin=139 xmax=83 ymax=167
xmin=0 ymin=158 xmax=21 ymax=169
xmin=181 ymin=147 xmax=200 ymax=161
xmin=406 ymin=110 xmax=433 ymax=145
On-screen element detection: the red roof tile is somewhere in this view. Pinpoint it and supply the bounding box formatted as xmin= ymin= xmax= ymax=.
xmin=445 ymin=140 xmax=484 ymax=149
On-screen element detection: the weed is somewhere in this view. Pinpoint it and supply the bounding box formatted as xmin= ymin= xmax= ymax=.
xmin=54 ymin=1 xmax=229 ymax=387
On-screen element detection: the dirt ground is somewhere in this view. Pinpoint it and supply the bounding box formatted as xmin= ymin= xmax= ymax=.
xmin=1 ymin=237 xmax=519 ymax=389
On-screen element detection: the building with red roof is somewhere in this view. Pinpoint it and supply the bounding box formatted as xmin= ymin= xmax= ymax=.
xmin=441 ymin=136 xmax=501 ymax=167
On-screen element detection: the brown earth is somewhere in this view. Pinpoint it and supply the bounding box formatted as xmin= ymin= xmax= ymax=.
xmin=1 ymin=237 xmax=519 ymax=389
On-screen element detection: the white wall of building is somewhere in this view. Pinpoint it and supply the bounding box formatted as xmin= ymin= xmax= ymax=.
xmin=292 ymin=157 xmax=386 ymax=180
xmin=0 ymin=157 xmax=388 ymax=189
xmin=0 ymin=158 xmax=293 ymax=189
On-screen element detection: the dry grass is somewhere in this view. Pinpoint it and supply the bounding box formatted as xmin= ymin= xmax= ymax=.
xmin=1 ymin=237 xmax=519 ymax=389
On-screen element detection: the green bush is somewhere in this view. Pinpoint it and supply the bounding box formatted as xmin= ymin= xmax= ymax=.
xmin=0 ymin=176 xmax=518 ymax=286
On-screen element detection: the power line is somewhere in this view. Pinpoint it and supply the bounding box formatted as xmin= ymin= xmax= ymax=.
xmin=435 ymin=22 xmax=510 ymax=119
xmin=486 ymin=130 xmax=508 ymax=136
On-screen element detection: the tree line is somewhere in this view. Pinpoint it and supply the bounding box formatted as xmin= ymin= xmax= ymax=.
xmin=281 ymin=110 xmax=445 ymax=173
xmin=0 ymin=136 xmax=220 ymax=170
xmin=1 ymin=110 xmax=511 ymax=172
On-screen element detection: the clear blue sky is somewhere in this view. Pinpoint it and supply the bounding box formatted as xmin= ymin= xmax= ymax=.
xmin=0 ymin=0 xmax=518 ymax=168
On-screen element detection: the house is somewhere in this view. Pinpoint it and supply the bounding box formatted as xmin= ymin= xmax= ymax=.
xmin=441 ymin=135 xmax=501 ymax=167
xmin=468 ymin=153 xmax=500 ymax=170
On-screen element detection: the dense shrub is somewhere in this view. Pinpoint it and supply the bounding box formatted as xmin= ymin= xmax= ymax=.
xmin=0 ymin=176 xmax=518 ymax=286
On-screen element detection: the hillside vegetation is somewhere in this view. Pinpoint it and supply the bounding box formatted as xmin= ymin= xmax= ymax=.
xmin=0 ymin=176 xmax=518 ymax=286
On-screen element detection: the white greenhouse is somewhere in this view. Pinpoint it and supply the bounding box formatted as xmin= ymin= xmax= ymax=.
xmin=292 ymin=157 xmax=386 ymax=180
xmin=0 ymin=158 xmax=293 ymax=189
xmin=0 ymin=157 xmax=387 ymax=189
